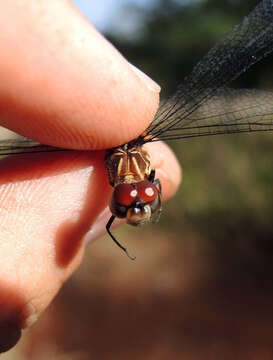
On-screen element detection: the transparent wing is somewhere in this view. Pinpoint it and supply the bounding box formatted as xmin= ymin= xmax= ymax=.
xmin=151 ymin=88 xmax=273 ymax=141
xmin=144 ymin=0 xmax=273 ymax=141
xmin=0 ymin=138 xmax=63 ymax=156
xmin=1 ymin=2 xmax=273 ymax=153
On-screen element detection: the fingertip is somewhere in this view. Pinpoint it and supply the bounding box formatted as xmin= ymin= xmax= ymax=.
xmin=0 ymin=1 xmax=160 ymax=150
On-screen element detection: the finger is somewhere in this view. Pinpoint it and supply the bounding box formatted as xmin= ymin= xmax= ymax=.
xmin=0 ymin=142 xmax=180 ymax=344
xmin=0 ymin=150 xmax=110 ymax=347
xmin=0 ymin=0 xmax=160 ymax=150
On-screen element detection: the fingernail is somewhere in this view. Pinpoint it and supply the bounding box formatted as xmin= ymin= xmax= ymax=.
xmin=83 ymin=208 xmax=110 ymax=246
xmin=24 ymin=304 xmax=38 ymax=328
xmin=129 ymin=63 xmax=161 ymax=93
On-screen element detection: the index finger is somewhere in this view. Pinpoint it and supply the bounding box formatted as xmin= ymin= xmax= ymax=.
xmin=0 ymin=1 xmax=160 ymax=150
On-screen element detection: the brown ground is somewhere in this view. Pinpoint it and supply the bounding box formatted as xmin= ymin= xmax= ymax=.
xmin=7 ymin=226 xmax=273 ymax=360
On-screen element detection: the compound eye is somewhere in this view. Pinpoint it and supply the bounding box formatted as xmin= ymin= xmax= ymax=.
xmin=136 ymin=180 xmax=158 ymax=203
xmin=114 ymin=183 xmax=138 ymax=206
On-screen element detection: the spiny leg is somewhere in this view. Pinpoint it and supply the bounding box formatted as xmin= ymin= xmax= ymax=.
xmin=149 ymin=169 xmax=162 ymax=194
xmin=106 ymin=215 xmax=136 ymax=260
xmin=149 ymin=169 xmax=156 ymax=182
xmin=149 ymin=170 xmax=162 ymax=224
xmin=153 ymin=178 xmax=162 ymax=193
xmin=153 ymin=206 xmax=162 ymax=224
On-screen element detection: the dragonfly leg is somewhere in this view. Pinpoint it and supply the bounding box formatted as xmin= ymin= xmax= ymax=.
xmin=153 ymin=178 xmax=162 ymax=193
xmin=152 ymin=177 xmax=162 ymax=224
xmin=106 ymin=215 xmax=136 ymax=260
xmin=153 ymin=207 xmax=162 ymax=224
xmin=149 ymin=169 xmax=156 ymax=182
xmin=149 ymin=169 xmax=162 ymax=194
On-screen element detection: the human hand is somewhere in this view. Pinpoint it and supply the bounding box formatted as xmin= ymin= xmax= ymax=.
xmin=0 ymin=0 xmax=181 ymax=352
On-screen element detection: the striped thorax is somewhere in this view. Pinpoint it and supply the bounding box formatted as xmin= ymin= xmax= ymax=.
xmin=105 ymin=144 xmax=151 ymax=187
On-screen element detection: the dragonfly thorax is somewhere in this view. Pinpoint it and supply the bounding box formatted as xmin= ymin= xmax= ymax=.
xmin=105 ymin=144 xmax=151 ymax=187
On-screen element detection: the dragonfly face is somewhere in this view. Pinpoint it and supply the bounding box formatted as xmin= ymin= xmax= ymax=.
xmin=109 ymin=179 xmax=161 ymax=225
xmin=0 ymin=0 xmax=272 ymax=259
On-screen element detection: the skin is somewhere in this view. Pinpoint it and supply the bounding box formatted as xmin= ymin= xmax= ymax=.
xmin=0 ymin=0 xmax=181 ymax=352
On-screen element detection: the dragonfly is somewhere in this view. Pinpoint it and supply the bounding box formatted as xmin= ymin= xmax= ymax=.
xmin=0 ymin=0 xmax=272 ymax=259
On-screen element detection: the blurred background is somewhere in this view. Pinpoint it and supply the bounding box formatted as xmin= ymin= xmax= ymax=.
xmin=3 ymin=0 xmax=273 ymax=359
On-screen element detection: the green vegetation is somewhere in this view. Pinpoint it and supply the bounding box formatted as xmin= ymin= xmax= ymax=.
xmin=106 ymin=0 xmax=273 ymax=271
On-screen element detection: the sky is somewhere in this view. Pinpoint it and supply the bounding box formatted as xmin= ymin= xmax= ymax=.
xmin=72 ymin=0 xmax=197 ymax=38
xmin=72 ymin=0 xmax=156 ymax=33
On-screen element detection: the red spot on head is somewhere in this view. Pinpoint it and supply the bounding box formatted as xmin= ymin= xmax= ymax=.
xmin=114 ymin=183 xmax=137 ymax=206
xmin=136 ymin=180 xmax=158 ymax=203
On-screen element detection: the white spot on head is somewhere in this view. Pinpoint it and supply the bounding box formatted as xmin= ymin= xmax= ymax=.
xmin=130 ymin=189 xmax=138 ymax=198
xmin=145 ymin=187 xmax=154 ymax=197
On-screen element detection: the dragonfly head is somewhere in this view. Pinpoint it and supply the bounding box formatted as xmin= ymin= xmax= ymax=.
xmin=110 ymin=180 xmax=161 ymax=226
